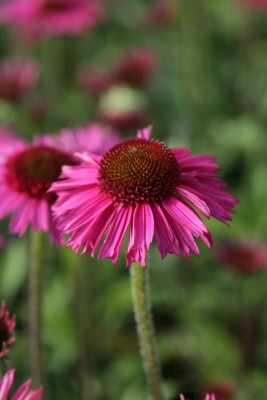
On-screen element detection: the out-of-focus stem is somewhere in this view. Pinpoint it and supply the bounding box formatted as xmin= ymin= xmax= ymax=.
xmin=28 ymin=230 xmax=45 ymax=388
xmin=130 ymin=262 xmax=165 ymax=400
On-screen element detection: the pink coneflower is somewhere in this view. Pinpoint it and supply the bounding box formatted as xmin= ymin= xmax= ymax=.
xmin=0 ymin=124 xmax=119 ymax=243
xmin=217 ymin=239 xmax=267 ymax=273
xmin=0 ymin=60 xmax=39 ymax=103
xmin=0 ymin=302 xmax=16 ymax=359
xmin=78 ymin=65 xmax=117 ymax=96
xmin=114 ymin=47 xmax=157 ymax=88
xmin=0 ymin=369 xmax=43 ymax=400
xmin=0 ymin=0 xmax=103 ymax=39
xmin=51 ymin=126 xmax=238 ymax=266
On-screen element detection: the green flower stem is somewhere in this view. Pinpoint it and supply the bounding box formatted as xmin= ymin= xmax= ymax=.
xmin=130 ymin=262 xmax=165 ymax=400
xmin=28 ymin=230 xmax=45 ymax=388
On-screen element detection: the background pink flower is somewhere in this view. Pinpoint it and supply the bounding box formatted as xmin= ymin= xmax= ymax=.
xmin=114 ymin=47 xmax=157 ymax=88
xmin=0 ymin=369 xmax=43 ymax=400
xmin=51 ymin=126 xmax=238 ymax=266
xmin=0 ymin=124 xmax=119 ymax=243
xmin=0 ymin=0 xmax=104 ymax=39
xmin=78 ymin=65 xmax=117 ymax=96
xmin=217 ymin=239 xmax=267 ymax=273
xmin=0 ymin=59 xmax=39 ymax=103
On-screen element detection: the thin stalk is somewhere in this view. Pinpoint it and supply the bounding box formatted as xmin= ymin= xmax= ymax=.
xmin=130 ymin=262 xmax=165 ymax=400
xmin=28 ymin=230 xmax=45 ymax=388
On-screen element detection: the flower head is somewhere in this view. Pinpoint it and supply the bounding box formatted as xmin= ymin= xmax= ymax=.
xmin=0 ymin=124 xmax=119 ymax=243
xmin=0 ymin=0 xmax=103 ymax=39
xmin=146 ymin=1 xmax=179 ymax=27
xmin=217 ymin=239 xmax=267 ymax=273
xmin=51 ymin=126 xmax=238 ymax=266
xmin=0 ymin=302 xmax=16 ymax=359
xmin=0 ymin=369 xmax=43 ymax=400
xmin=0 ymin=60 xmax=39 ymax=103
xmin=78 ymin=65 xmax=117 ymax=96
xmin=114 ymin=47 xmax=157 ymax=88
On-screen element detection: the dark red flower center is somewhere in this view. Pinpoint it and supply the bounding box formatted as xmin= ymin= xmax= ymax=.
xmin=42 ymin=0 xmax=76 ymax=12
xmin=99 ymin=138 xmax=180 ymax=204
xmin=0 ymin=318 xmax=9 ymax=351
xmin=5 ymin=146 xmax=75 ymax=201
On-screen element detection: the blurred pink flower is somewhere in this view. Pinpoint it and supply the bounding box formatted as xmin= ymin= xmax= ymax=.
xmin=217 ymin=239 xmax=267 ymax=273
xmin=0 ymin=124 xmax=119 ymax=243
xmin=242 ymin=0 xmax=267 ymax=10
xmin=0 ymin=60 xmax=39 ymax=103
xmin=78 ymin=65 xmax=117 ymax=96
xmin=0 ymin=369 xmax=43 ymax=400
xmin=114 ymin=47 xmax=157 ymax=88
xmin=50 ymin=126 xmax=238 ymax=266
xmin=202 ymin=381 xmax=236 ymax=400
xmin=0 ymin=0 xmax=103 ymax=39
xmin=0 ymin=301 xmax=16 ymax=359
xmin=146 ymin=0 xmax=179 ymax=27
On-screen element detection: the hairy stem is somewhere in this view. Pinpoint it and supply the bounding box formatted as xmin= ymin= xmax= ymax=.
xmin=130 ymin=262 xmax=165 ymax=400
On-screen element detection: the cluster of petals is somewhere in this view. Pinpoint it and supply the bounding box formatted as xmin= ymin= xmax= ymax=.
xmin=0 ymin=302 xmax=16 ymax=359
xmin=0 ymin=123 xmax=119 ymax=243
xmin=0 ymin=0 xmax=104 ymax=39
xmin=180 ymin=395 xmax=216 ymax=400
xmin=0 ymin=369 xmax=43 ymax=400
xmin=51 ymin=126 xmax=238 ymax=266
xmin=217 ymin=239 xmax=267 ymax=273
xmin=0 ymin=59 xmax=39 ymax=103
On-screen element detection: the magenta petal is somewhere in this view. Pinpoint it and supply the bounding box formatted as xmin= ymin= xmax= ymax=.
xmin=151 ymin=202 xmax=180 ymax=258
xmin=9 ymin=199 xmax=34 ymax=236
xmin=98 ymin=205 xmax=132 ymax=264
xmin=0 ymin=190 xmax=25 ymax=218
xmin=60 ymin=191 xmax=113 ymax=232
xmin=177 ymin=186 xmax=210 ymax=217
xmin=32 ymin=199 xmax=49 ymax=231
xmin=0 ymin=369 xmax=14 ymax=400
xmin=137 ymin=125 xmax=153 ymax=139
xmin=82 ymin=203 xmax=117 ymax=256
xmin=23 ymin=387 xmax=43 ymax=400
xmin=12 ymin=379 xmax=32 ymax=400
xmin=172 ymin=148 xmax=191 ymax=159
xmin=162 ymin=196 xmax=209 ymax=237
xmin=67 ymin=202 xmax=117 ymax=254
xmin=126 ymin=203 xmax=154 ymax=266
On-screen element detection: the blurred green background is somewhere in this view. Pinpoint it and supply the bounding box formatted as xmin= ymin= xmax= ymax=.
xmin=1 ymin=0 xmax=267 ymax=399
